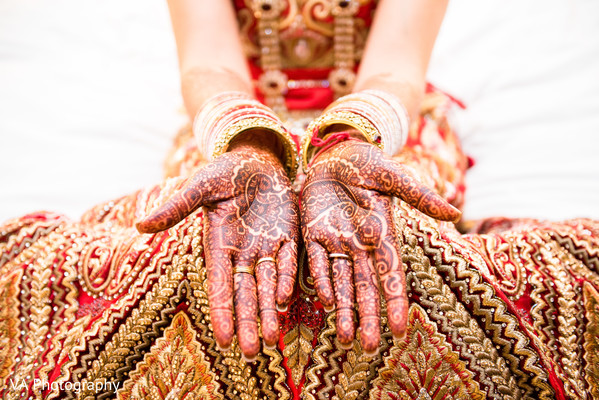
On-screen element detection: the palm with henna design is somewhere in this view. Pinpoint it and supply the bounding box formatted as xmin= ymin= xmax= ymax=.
xmin=137 ymin=142 xmax=300 ymax=360
xmin=301 ymin=139 xmax=460 ymax=354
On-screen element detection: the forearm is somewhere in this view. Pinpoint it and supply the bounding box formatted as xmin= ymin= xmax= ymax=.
xmin=354 ymin=0 xmax=448 ymax=121
xmin=168 ymin=0 xmax=291 ymax=161
xmin=167 ymin=0 xmax=254 ymax=119
xmin=352 ymin=0 xmax=467 ymax=206
xmin=181 ymin=68 xmax=253 ymax=121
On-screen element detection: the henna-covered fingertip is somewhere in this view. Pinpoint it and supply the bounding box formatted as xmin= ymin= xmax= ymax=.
xmin=215 ymin=342 xmax=232 ymax=353
xmin=135 ymin=219 xmax=154 ymax=234
xmin=450 ymin=205 xmax=462 ymax=223
xmin=241 ymin=352 xmax=258 ymax=363
xmin=440 ymin=202 xmax=462 ymax=223
xmin=392 ymin=329 xmax=407 ymax=342
xmin=263 ymin=342 xmax=277 ymax=351
xmin=322 ymin=303 xmax=336 ymax=313
xmin=362 ymin=347 xmax=380 ymax=358
xmin=337 ymin=340 xmax=354 ymax=350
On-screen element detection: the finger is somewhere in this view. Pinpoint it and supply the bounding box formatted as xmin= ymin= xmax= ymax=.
xmin=136 ymin=162 xmax=230 ymax=233
xmin=233 ymin=264 xmax=261 ymax=361
xmin=255 ymin=259 xmax=279 ymax=348
xmin=353 ymin=253 xmax=381 ymax=355
xmin=205 ymin=248 xmax=235 ymax=350
xmin=306 ymin=241 xmax=335 ymax=311
xmin=331 ymin=257 xmax=355 ymax=348
xmin=275 ymin=241 xmax=298 ymax=311
xmin=374 ymin=228 xmax=408 ymax=339
xmin=367 ymin=159 xmax=461 ymax=222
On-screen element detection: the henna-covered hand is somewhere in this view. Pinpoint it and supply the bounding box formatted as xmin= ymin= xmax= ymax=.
xmin=137 ymin=142 xmax=300 ymax=360
xmin=301 ymin=140 xmax=460 ymax=354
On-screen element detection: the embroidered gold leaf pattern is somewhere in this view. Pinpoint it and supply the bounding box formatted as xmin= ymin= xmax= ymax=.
xmin=369 ymin=304 xmax=484 ymax=400
xmin=395 ymin=211 xmax=519 ymax=400
xmin=333 ymin=339 xmax=372 ymax=400
xmin=283 ymin=322 xmax=314 ymax=387
xmin=118 ymin=311 xmax=223 ymax=400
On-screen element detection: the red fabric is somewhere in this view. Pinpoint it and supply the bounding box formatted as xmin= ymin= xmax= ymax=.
xmin=249 ymin=64 xmax=335 ymax=110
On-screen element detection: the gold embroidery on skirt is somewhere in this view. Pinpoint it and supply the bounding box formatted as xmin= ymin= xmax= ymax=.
xmin=0 ymin=269 xmax=22 ymax=386
xmin=397 ymin=210 xmax=518 ymax=399
xmin=582 ymin=282 xmax=599 ymax=398
xmin=4 ymin=231 xmax=67 ymax=400
xmin=534 ymin=231 xmax=588 ymax=399
xmin=401 ymin=203 xmax=554 ymax=400
xmin=283 ymin=322 xmax=314 ymax=387
xmin=118 ymin=311 xmax=223 ymax=400
xmin=77 ymin=214 xmax=289 ymax=400
xmin=370 ymin=304 xmax=484 ymax=400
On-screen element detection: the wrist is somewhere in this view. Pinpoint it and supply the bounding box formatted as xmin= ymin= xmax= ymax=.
xmin=302 ymin=90 xmax=409 ymax=169
xmin=322 ymin=125 xmax=368 ymax=142
xmin=228 ymin=129 xmax=285 ymax=161
xmin=193 ymin=92 xmax=298 ymax=180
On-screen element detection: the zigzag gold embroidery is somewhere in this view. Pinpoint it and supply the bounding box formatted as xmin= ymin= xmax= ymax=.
xmin=79 ymin=253 xmax=186 ymax=399
xmin=583 ymin=282 xmax=599 ymax=398
xmin=62 ymin=223 xmax=185 ymax=400
xmin=262 ymin=346 xmax=290 ymax=400
xmin=395 ymin=212 xmax=519 ymax=400
xmin=534 ymin=231 xmax=588 ymax=399
xmin=5 ymin=231 xmax=67 ymax=400
xmin=0 ymin=217 xmax=64 ymax=269
xmin=38 ymin=229 xmax=82 ymax=399
xmin=398 ymin=203 xmax=554 ymax=400
xmin=304 ymin=312 xmax=339 ymax=399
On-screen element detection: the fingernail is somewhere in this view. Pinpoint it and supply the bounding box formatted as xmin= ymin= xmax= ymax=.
xmin=323 ymin=304 xmax=336 ymax=313
xmin=241 ymin=353 xmax=258 ymax=363
xmin=393 ymin=330 xmax=407 ymax=342
xmin=216 ymin=343 xmax=231 ymax=353
xmin=276 ymin=303 xmax=288 ymax=313
xmin=337 ymin=341 xmax=353 ymax=351
xmin=263 ymin=342 xmax=277 ymax=351
xmin=362 ymin=347 xmax=380 ymax=358
xmin=135 ymin=221 xmax=144 ymax=232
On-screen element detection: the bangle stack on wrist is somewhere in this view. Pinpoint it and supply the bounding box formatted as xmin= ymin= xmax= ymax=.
xmin=302 ymin=89 xmax=410 ymax=169
xmin=194 ymin=91 xmax=299 ymax=180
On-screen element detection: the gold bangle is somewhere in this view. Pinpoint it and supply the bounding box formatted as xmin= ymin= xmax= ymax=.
xmin=213 ymin=117 xmax=299 ymax=181
xmin=302 ymin=110 xmax=382 ymax=169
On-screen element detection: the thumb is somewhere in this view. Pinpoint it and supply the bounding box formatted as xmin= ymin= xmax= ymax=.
xmin=371 ymin=159 xmax=461 ymax=222
xmin=136 ymin=163 xmax=228 ymax=233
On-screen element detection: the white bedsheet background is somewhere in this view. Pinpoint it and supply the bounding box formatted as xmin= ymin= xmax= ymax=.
xmin=1 ymin=0 xmax=598 ymax=223
xmin=0 ymin=0 xmax=185 ymax=222
xmin=428 ymin=1 xmax=599 ymax=220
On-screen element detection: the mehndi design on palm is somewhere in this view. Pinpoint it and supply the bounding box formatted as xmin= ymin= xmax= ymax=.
xmin=137 ymin=143 xmax=300 ymax=360
xmin=301 ymin=140 xmax=460 ymax=354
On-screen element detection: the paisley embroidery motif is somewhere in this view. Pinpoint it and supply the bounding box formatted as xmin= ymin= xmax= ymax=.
xmin=118 ymin=312 xmax=223 ymax=400
xmin=369 ymin=304 xmax=484 ymax=400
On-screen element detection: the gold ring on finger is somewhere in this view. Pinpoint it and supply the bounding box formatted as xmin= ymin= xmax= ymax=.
xmin=329 ymin=253 xmax=351 ymax=260
xmin=256 ymin=256 xmax=276 ymax=266
xmin=233 ymin=265 xmax=255 ymax=275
